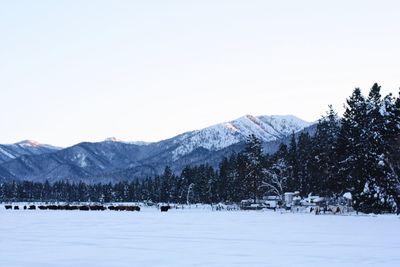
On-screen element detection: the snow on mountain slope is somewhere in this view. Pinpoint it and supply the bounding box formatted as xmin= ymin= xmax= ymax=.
xmin=0 ymin=114 xmax=313 ymax=182
xmin=170 ymin=115 xmax=312 ymax=159
xmin=0 ymin=140 xmax=61 ymax=164
xmin=104 ymin=137 xmax=151 ymax=146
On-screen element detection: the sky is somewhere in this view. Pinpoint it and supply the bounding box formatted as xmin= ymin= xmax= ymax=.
xmin=0 ymin=0 xmax=399 ymax=147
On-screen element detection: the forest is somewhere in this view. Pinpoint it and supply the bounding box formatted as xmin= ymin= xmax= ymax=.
xmin=1 ymin=84 xmax=399 ymax=214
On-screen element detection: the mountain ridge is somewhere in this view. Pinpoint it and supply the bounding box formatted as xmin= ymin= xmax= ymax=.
xmin=0 ymin=140 xmax=61 ymax=164
xmin=0 ymin=114 xmax=313 ymax=183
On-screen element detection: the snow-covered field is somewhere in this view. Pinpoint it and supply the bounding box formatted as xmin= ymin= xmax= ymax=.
xmin=0 ymin=206 xmax=399 ymax=267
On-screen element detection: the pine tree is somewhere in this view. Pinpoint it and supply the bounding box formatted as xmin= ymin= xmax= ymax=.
xmin=338 ymin=84 xmax=399 ymax=213
xmin=368 ymin=86 xmax=400 ymax=212
xmin=337 ymin=88 xmax=369 ymax=211
xmin=312 ymin=105 xmax=340 ymax=196
xmin=296 ymin=132 xmax=313 ymax=195
xmin=357 ymin=83 xmax=394 ymax=212
xmin=160 ymin=166 xmax=173 ymax=203
xmin=287 ymin=132 xmax=299 ymax=191
xmin=235 ymin=153 xmax=248 ymax=202
xmin=243 ymin=134 xmax=264 ymax=202
xmin=180 ymin=166 xmax=197 ymax=204
xmin=218 ymin=157 xmax=230 ymax=202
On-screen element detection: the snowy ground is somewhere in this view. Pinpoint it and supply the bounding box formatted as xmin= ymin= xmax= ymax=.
xmin=0 ymin=206 xmax=399 ymax=267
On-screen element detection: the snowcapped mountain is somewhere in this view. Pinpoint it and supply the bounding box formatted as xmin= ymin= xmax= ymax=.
xmin=165 ymin=115 xmax=311 ymax=159
xmin=104 ymin=137 xmax=151 ymax=146
xmin=0 ymin=140 xmax=61 ymax=164
xmin=0 ymin=114 xmax=313 ymax=183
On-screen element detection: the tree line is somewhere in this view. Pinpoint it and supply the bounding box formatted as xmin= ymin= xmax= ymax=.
xmin=0 ymin=84 xmax=399 ymax=213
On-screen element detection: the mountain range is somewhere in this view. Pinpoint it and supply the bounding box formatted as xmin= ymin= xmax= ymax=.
xmin=0 ymin=115 xmax=314 ymax=183
xmin=0 ymin=140 xmax=60 ymax=163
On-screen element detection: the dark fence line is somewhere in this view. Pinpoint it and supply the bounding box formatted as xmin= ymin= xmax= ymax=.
xmin=3 ymin=204 xmax=141 ymax=212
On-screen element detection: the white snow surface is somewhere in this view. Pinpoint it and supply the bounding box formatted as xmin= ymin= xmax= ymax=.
xmin=0 ymin=146 xmax=16 ymax=159
xmin=172 ymin=115 xmax=312 ymax=159
xmin=1 ymin=206 xmax=399 ymax=267
xmin=343 ymin=192 xmax=352 ymax=199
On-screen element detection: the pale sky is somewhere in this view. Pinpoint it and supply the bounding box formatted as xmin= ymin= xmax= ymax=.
xmin=1 ymin=0 xmax=399 ymax=147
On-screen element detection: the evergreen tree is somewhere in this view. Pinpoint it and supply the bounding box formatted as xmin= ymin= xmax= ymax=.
xmin=287 ymin=132 xmax=299 ymax=191
xmin=338 ymin=84 xmax=399 ymax=213
xmin=296 ymin=132 xmax=313 ymax=195
xmin=218 ymin=157 xmax=230 ymax=202
xmin=312 ymin=105 xmax=340 ymax=196
xmin=337 ymin=88 xmax=369 ymax=211
xmin=160 ymin=166 xmax=173 ymax=203
xmin=243 ymin=134 xmax=264 ymax=202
